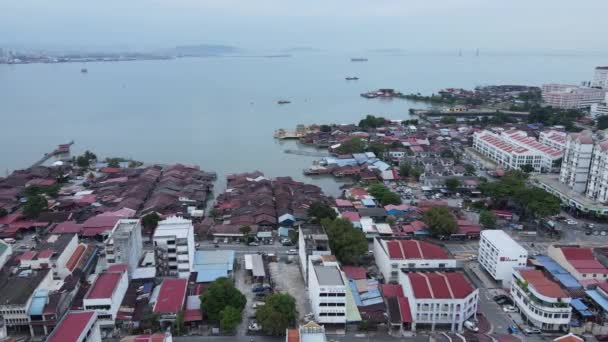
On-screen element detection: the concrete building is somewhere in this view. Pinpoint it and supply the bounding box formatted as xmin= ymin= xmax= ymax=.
xmin=592 ymin=66 xmax=608 ymax=89
xmin=286 ymin=321 xmax=327 ymax=342
xmin=539 ymin=130 xmax=567 ymax=151
xmin=373 ymin=238 xmax=457 ymax=283
xmin=586 ymin=139 xmax=608 ymax=203
xmin=591 ymin=96 xmax=608 ymax=118
xmin=559 ymin=131 xmax=595 ymax=193
xmin=0 ymin=239 xmax=12 ymax=270
xmin=18 ymin=234 xmax=79 ymax=279
xmin=398 ymin=271 xmax=478 ymax=332
xmin=547 ymin=245 xmax=608 ymax=282
xmin=83 ymin=264 xmax=129 ymax=328
xmin=478 ymin=230 xmax=528 ymax=285
xmin=153 ymin=216 xmax=195 ymax=278
xmin=299 ymin=225 xmax=331 ymax=285
xmin=153 ymin=278 xmax=188 ymax=327
xmin=105 ymin=219 xmax=143 ymax=277
xmin=511 ymin=268 xmax=572 ymax=332
xmin=542 ymin=84 xmax=606 ymax=109
xmin=47 ymin=311 xmax=101 ymax=342
xmin=307 ymin=256 xmax=346 ymax=325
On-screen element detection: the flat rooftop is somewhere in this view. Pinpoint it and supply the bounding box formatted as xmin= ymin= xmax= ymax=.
xmin=0 ymin=268 xmax=50 ymax=305
xmin=154 ymin=216 xmax=192 ymax=238
xmin=481 ymin=230 xmax=527 ymax=254
xmin=314 ymin=265 xmax=343 ymax=286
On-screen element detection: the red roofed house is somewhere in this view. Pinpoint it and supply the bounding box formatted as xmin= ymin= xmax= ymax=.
xmin=511 ymin=268 xmax=572 ymax=332
xmin=153 ymin=278 xmax=188 ymax=327
xmin=381 ymin=283 xmax=413 ymax=334
xmin=47 ymin=311 xmax=101 ymax=342
xmin=548 ymin=245 xmax=608 ymax=282
xmin=82 ymin=215 xmax=122 ymax=237
xmin=553 ymin=333 xmax=585 ymax=342
xmin=373 ymin=238 xmax=457 ymax=283
xmin=83 ymin=264 xmax=129 ymax=328
xmin=18 ymin=233 xmax=79 ymax=279
xmin=399 ymin=271 xmax=478 ymax=332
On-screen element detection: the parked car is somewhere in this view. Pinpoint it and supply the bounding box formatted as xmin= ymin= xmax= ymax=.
xmin=252 ymin=301 xmax=265 ymax=309
xmin=508 ymin=326 xmax=518 ymax=334
xmin=223 ymin=238 xmax=229 ymax=244
xmin=586 ymin=229 xmax=593 ymax=236
xmin=566 ymin=220 xmax=578 ymax=225
xmin=493 ymin=295 xmax=509 ymax=301
xmin=248 ymin=320 xmax=262 ymax=332
xmin=252 ymin=284 xmax=271 ymax=293
xmin=502 ymin=305 xmax=518 ymax=313
xmin=464 ymin=320 xmax=478 ymax=333
xmin=524 ymin=327 xmax=541 ymax=335
xmin=287 ymin=249 xmax=298 ymax=255
xmin=602 ymin=231 xmax=608 ymax=236
xmin=248 ymin=242 xmax=260 ymax=246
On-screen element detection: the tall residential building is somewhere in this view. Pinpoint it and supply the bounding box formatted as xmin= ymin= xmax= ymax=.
xmin=591 ymin=94 xmax=608 ymax=118
xmin=542 ymin=84 xmax=606 ymax=109
xmin=559 ymin=131 xmax=594 ymax=193
xmin=105 ymin=219 xmax=143 ymax=277
xmin=478 ymin=230 xmax=528 ymax=286
xmin=592 ymin=66 xmax=608 ymax=89
xmin=539 ymin=130 xmax=567 ymax=150
xmin=153 ymin=216 xmax=195 ymax=278
xmin=307 ymin=256 xmax=346 ymax=325
xmin=83 ymin=264 xmax=129 ymax=328
xmin=586 ymin=140 xmax=608 ymax=203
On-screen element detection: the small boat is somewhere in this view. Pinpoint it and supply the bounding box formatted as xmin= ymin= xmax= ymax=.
xmin=345 ymin=76 xmax=359 ymax=81
xmin=80 ymin=68 xmax=88 ymax=73
xmin=350 ymin=58 xmax=368 ymax=62
xmin=277 ymin=100 xmax=291 ymax=105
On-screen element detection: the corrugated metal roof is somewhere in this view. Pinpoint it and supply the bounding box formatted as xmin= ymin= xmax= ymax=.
xmin=28 ymin=289 xmax=49 ymax=315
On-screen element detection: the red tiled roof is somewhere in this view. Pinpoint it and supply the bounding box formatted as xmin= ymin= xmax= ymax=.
xmin=52 ymin=221 xmax=83 ymax=234
xmin=99 ymin=167 xmax=122 ymax=174
xmin=518 ymin=269 xmax=568 ymax=299
xmin=19 ymin=251 xmax=37 ymax=261
xmin=407 ymin=272 xmax=474 ymax=299
xmin=38 ymin=248 xmax=54 ymax=259
xmin=562 ymin=247 xmax=594 ymax=260
xmin=398 ymin=297 xmax=412 ymax=323
xmin=553 ymin=333 xmax=584 ymax=342
xmin=381 ymin=284 xmax=404 ymax=298
xmin=561 ymin=247 xmax=608 ymax=274
xmin=341 ymin=211 xmax=361 ymax=222
xmin=48 ymin=311 xmax=96 ymax=342
xmin=287 ymin=329 xmax=300 ymax=342
xmin=108 ymin=264 xmax=128 ymax=272
xmin=0 ymin=213 xmax=22 ymax=225
xmin=66 ymin=245 xmax=86 ymax=272
xmin=154 ymin=278 xmax=188 ymax=313
xmin=386 ymin=240 xmax=450 ymax=260
xmin=183 ymin=309 xmax=202 ymax=322
xmin=342 ymin=266 xmax=366 ymax=280
xmin=132 ymin=334 xmax=167 ymax=342
xmin=86 ymin=271 xmax=123 ymax=299
xmin=336 ymin=199 xmax=354 ymax=207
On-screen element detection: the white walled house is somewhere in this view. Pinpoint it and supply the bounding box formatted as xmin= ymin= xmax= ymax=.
xmin=473 ymin=130 xmax=547 ymax=172
xmin=307 ymin=256 xmax=346 ymax=325
xmin=478 ymin=230 xmax=528 ymax=286
xmin=82 ymin=264 xmax=129 ymax=328
xmin=153 ymin=216 xmax=195 ymax=278
xmin=399 ymin=271 xmax=479 ymax=332
xmin=511 ymin=268 xmax=572 ymax=332
xmin=373 ymin=238 xmax=458 ymax=283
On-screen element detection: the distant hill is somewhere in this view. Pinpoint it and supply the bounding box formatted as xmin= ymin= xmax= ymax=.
xmin=173 ymin=44 xmax=241 ymax=57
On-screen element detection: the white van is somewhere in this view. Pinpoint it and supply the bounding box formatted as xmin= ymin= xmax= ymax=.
xmin=464 ymin=320 xmax=479 ymax=332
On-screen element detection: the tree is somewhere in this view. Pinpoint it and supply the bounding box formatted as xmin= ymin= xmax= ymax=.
xmin=479 ymin=210 xmax=497 ymax=229
xmin=337 ymin=137 xmax=366 ymax=154
xmin=220 ymin=306 xmax=242 ymax=334
xmin=172 ymin=311 xmax=185 ymax=336
xmin=444 ymin=178 xmax=461 ymax=193
xmin=321 ymin=218 xmax=368 ymax=265
xmin=440 ymin=116 xmax=457 ymax=124
xmin=368 ymin=183 xmax=401 ymax=206
xmin=464 ymin=164 xmax=476 ymax=176
xmin=367 ymin=143 xmax=387 ymax=158
xmin=399 ymin=163 xmax=412 ymax=177
xmin=75 ymin=150 xmax=97 ymax=169
xmin=520 ymin=164 xmax=534 ymax=173
xmin=106 ymin=158 xmax=121 ymax=168
xmin=358 ymin=115 xmax=387 ymax=130
xmin=307 ymin=201 xmax=337 ymax=223
xmin=0 ymin=208 xmax=7 ymax=218
xmin=598 ymin=115 xmax=608 ymax=130
xmin=239 ymin=225 xmax=252 ymax=236
xmin=22 ymin=195 xmax=47 ymax=219
xmin=200 ymin=277 xmax=246 ymax=322
xmin=320 ymin=124 xmax=332 ymax=133
xmin=423 ymin=206 xmax=458 ymax=237
xmin=141 ymin=212 xmax=160 ymax=230
xmin=256 ymin=293 xmax=298 ymax=336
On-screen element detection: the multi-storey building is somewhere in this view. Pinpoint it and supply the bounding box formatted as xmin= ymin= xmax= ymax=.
xmin=586 ymin=140 xmax=608 ymax=203
xmin=539 ymin=130 xmax=567 ymax=150
xmin=398 ymin=271 xmax=478 ymax=332
xmin=547 ymin=245 xmax=608 ymax=282
xmin=82 ymin=264 xmax=129 ymax=328
xmin=542 ymin=84 xmax=606 ymax=109
xmin=307 ymin=256 xmax=346 ymax=325
xmin=0 ymin=240 xmax=12 ymax=270
xmin=591 ymin=98 xmax=608 ymax=118
xmin=47 ymin=311 xmax=101 ymax=342
xmin=478 ymin=230 xmax=528 ymax=286
xmin=373 ymin=238 xmax=457 ymax=283
xmin=299 ymin=225 xmax=331 ymax=285
xmin=105 ymin=219 xmax=143 ymax=277
xmin=559 ymin=131 xmax=595 ymax=193
xmin=18 ymin=234 xmax=79 ymax=279
xmin=153 ymin=216 xmax=195 ymax=278
xmin=592 ymin=66 xmax=608 ymax=89
xmin=473 ymin=130 xmax=562 ymax=172
xmin=511 ymin=268 xmax=572 ymax=332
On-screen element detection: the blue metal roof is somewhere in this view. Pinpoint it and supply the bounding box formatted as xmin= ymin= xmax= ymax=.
xmin=277 ymin=227 xmax=292 ymax=237
xmin=535 ymin=255 xmax=582 ymax=289
xmin=194 ymin=250 xmax=235 ymax=272
xmin=28 ymin=289 xmax=49 ymax=316
xmin=570 ymin=298 xmax=593 ymax=317
xmin=586 ymin=289 xmax=608 ymax=312
xmin=361 ymin=198 xmax=376 ymax=207
xmin=195 ymin=268 xmax=229 ymax=283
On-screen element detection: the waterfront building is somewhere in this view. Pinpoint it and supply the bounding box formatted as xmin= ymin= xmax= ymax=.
xmin=591 ymin=94 xmax=608 ymax=118
xmin=47 ymin=311 xmax=101 ymax=342
xmin=478 ymin=230 xmax=528 ymax=286
xmin=307 ymin=256 xmax=346 ymax=325
xmin=82 ymin=264 xmax=129 ymax=328
xmin=398 ymin=271 xmax=478 ymax=332
xmin=592 ymin=66 xmax=608 ymax=89
xmin=105 ymin=219 xmax=143 ymax=278
xmin=539 ymin=130 xmax=567 ymax=150
xmin=541 ymin=84 xmax=606 ymax=109
xmin=511 ymin=268 xmax=572 ymax=332
xmin=153 ymin=216 xmax=195 ymax=278
xmin=373 ymin=238 xmax=457 ymax=283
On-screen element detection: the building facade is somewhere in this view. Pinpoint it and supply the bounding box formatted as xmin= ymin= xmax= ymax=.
xmin=82 ymin=265 xmax=129 ymax=328
xmin=153 ymin=216 xmax=195 ymax=278
xmin=307 ymin=257 xmax=346 ymax=325
xmin=47 ymin=311 xmax=101 ymax=342
xmin=105 ymin=219 xmax=143 ymax=277
xmin=539 ymin=130 xmax=567 ymax=151
xmin=586 ymin=140 xmax=608 ymax=203
xmin=559 ymin=131 xmax=595 ymax=193
xmin=478 ymin=230 xmax=528 ymax=285
xmin=592 ymin=66 xmax=608 ymax=89
xmin=542 ymin=84 xmax=606 ymax=109
xmin=511 ymin=268 xmax=572 ymax=332
xmin=299 ymin=225 xmax=331 ymax=285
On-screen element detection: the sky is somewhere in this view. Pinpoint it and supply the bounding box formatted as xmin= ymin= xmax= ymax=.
xmin=1 ymin=0 xmax=608 ymax=53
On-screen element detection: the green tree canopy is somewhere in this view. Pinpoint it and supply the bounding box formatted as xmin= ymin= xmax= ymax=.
xmin=23 ymin=195 xmax=47 ymax=219
xmin=321 ymin=218 xmax=368 ymax=265
xmin=479 ymin=210 xmax=497 ymax=229
xmin=307 ymin=201 xmax=337 ymax=223
xmin=220 ymin=306 xmax=242 ymax=334
xmin=239 ymin=225 xmax=252 ymax=236
xmin=520 ymin=164 xmax=534 ymax=173
xmin=75 ymin=150 xmax=97 ymax=169
xmin=368 ymin=183 xmax=402 ymax=205
xmin=464 ymin=164 xmax=476 ymax=176
xmin=598 ymin=115 xmax=608 ymax=130
xmin=172 ymin=311 xmax=185 ymax=336
xmin=0 ymin=208 xmax=7 ymax=218
xmin=141 ymin=212 xmax=161 ymax=229
xmin=423 ymin=206 xmax=458 ymax=237
xmin=367 ymin=143 xmax=387 ymax=158
xmin=337 ymin=137 xmax=366 ymax=154
xmin=319 ymin=124 xmax=332 ymax=133
xmin=256 ymin=293 xmax=298 ymax=336
xmin=444 ymin=178 xmax=461 ymax=193
xmin=440 ymin=116 xmax=457 ymax=124
xmin=358 ymin=115 xmax=387 ymax=130
xmin=200 ymin=277 xmax=246 ymax=322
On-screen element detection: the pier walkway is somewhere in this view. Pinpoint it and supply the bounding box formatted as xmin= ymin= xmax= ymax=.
xmin=31 ymin=141 xmax=74 ymax=168
xmin=284 ymin=149 xmax=330 ymax=157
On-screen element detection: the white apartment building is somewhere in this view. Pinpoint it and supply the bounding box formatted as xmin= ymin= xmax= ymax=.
xmin=473 ymin=130 xmax=561 ymax=172
xmin=511 ymin=268 xmax=572 ymax=332
xmin=559 ymin=131 xmax=595 ymax=193
xmin=105 ymin=219 xmax=143 ymax=277
xmin=83 ymin=264 xmax=129 ymax=328
xmin=47 ymin=311 xmax=101 ymax=342
xmin=398 ymin=271 xmax=478 ymax=332
xmin=153 ymin=216 xmax=196 ymax=278
xmin=542 ymin=83 xmax=606 ymax=109
xmin=299 ymin=225 xmax=331 ymax=285
xmin=539 ymin=130 xmax=567 ymax=150
xmin=592 ymin=66 xmax=608 ymax=89
xmin=373 ymin=238 xmax=458 ymax=283
xmin=586 ymin=139 xmax=608 ymax=202
xmin=591 ymin=94 xmax=608 ymax=118
xmin=307 ymin=256 xmax=346 ymax=325
xmin=478 ymin=230 xmax=528 ymax=285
